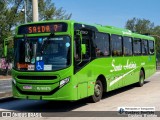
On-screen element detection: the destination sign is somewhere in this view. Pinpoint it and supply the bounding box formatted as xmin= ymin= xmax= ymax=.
xmin=18 ymin=23 xmax=67 ymax=34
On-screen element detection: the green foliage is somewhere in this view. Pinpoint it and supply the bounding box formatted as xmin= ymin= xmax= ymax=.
xmin=125 ymin=17 xmax=154 ymax=34
xmin=153 ymin=26 xmax=160 ymax=56
xmin=0 ymin=0 xmax=22 ymax=60
xmin=38 ymin=0 xmax=72 ymax=20
xmin=125 ymin=18 xmax=160 ymax=60
xmin=0 ymin=0 xmax=24 ymax=43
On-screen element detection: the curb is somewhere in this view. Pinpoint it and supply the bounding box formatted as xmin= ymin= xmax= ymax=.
xmin=0 ymin=92 xmax=15 ymax=103
xmin=0 ymin=92 xmax=12 ymax=99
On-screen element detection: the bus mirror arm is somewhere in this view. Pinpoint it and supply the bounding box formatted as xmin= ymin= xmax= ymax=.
xmin=81 ymin=44 xmax=86 ymax=55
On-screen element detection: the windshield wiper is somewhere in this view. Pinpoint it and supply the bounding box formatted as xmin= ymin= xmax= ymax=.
xmin=41 ymin=32 xmax=55 ymax=54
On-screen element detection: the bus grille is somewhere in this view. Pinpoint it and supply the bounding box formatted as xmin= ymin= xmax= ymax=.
xmin=17 ymin=76 xmax=57 ymax=80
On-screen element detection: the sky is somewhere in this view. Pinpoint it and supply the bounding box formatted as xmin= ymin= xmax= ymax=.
xmin=53 ymin=0 xmax=159 ymax=28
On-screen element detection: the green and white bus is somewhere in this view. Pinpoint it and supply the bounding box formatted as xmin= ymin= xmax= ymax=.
xmin=12 ymin=20 xmax=156 ymax=102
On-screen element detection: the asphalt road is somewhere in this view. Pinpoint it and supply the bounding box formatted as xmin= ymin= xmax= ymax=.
xmin=0 ymin=71 xmax=160 ymax=120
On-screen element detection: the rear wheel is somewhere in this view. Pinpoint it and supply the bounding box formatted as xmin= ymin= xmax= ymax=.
xmin=90 ymin=80 xmax=103 ymax=103
xmin=137 ymin=70 xmax=144 ymax=87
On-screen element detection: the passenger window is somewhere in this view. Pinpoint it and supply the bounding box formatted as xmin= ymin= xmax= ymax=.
xmin=111 ymin=35 xmax=122 ymax=56
xmin=94 ymin=33 xmax=110 ymax=57
xmin=133 ymin=38 xmax=141 ymax=55
xmin=142 ymin=40 xmax=148 ymax=55
xmin=148 ymin=41 xmax=154 ymax=55
xmin=123 ymin=37 xmax=133 ymax=56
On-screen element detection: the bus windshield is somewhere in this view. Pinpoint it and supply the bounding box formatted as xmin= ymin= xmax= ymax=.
xmin=14 ymin=36 xmax=71 ymax=71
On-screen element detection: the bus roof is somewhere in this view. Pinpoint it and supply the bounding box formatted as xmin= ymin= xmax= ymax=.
xmin=17 ymin=20 xmax=155 ymax=40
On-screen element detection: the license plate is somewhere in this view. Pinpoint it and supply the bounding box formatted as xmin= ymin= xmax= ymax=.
xmin=23 ymin=85 xmax=32 ymax=90
xmin=36 ymin=86 xmax=51 ymax=91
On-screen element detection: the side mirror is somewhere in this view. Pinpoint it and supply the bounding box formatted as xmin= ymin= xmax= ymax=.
xmin=3 ymin=40 xmax=8 ymax=57
xmin=4 ymin=45 xmax=7 ymax=57
xmin=81 ymin=44 xmax=86 ymax=55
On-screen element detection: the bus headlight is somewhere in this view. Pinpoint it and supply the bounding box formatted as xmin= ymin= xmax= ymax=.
xmin=59 ymin=77 xmax=70 ymax=88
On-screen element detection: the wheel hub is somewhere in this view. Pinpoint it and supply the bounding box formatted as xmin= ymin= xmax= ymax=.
xmin=95 ymin=84 xmax=101 ymax=97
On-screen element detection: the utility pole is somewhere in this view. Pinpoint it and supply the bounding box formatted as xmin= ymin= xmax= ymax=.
xmin=32 ymin=0 xmax=39 ymax=22
xmin=24 ymin=0 xmax=27 ymax=23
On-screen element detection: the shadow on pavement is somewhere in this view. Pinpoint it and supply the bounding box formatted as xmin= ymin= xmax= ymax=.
xmin=102 ymin=81 xmax=150 ymax=99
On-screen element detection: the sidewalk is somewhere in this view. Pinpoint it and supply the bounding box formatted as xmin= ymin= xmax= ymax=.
xmin=0 ymin=75 xmax=12 ymax=99
xmin=0 ymin=75 xmax=12 ymax=80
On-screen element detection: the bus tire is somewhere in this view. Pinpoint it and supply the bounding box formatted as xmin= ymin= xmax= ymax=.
xmin=137 ymin=70 xmax=144 ymax=87
xmin=90 ymin=80 xmax=103 ymax=103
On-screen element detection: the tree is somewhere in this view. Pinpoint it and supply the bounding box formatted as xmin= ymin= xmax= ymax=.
xmin=152 ymin=26 xmax=160 ymax=56
xmin=0 ymin=0 xmax=24 ymax=44
xmin=38 ymin=0 xmax=71 ymax=20
xmin=125 ymin=17 xmax=160 ymax=60
xmin=125 ymin=17 xmax=154 ymax=34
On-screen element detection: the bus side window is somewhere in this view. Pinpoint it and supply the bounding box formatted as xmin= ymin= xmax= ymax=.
xmin=148 ymin=40 xmax=154 ymax=55
xmin=142 ymin=40 xmax=148 ymax=55
xmin=94 ymin=32 xmax=110 ymax=57
xmin=133 ymin=38 xmax=141 ymax=55
xmin=123 ymin=37 xmax=133 ymax=56
xmin=111 ymin=35 xmax=122 ymax=56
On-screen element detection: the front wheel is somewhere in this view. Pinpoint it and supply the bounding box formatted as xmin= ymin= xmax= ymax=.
xmin=90 ymin=80 xmax=103 ymax=103
xmin=137 ymin=70 xmax=144 ymax=87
